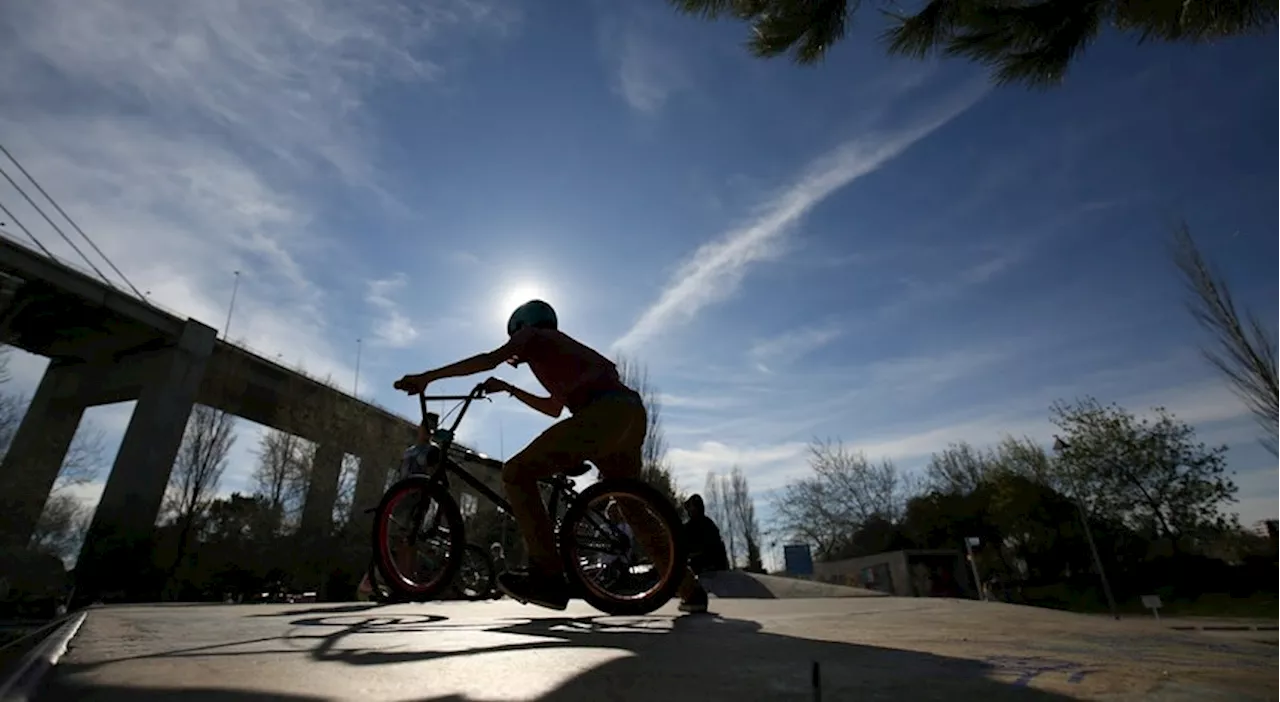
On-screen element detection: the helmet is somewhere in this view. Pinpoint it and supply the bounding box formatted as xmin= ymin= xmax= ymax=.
xmin=506 ymin=299 xmax=558 ymax=337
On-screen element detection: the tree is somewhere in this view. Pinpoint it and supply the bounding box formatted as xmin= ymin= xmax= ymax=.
xmin=1050 ymin=398 xmax=1237 ymax=544
xmin=1173 ymin=225 xmax=1278 ymax=454
xmin=925 ymin=441 xmax=996 ymax=495
xmin=331 ymin=454 xmax=361 ymax=531
xmin=251 ymin=429 xmax=310 ymax=535
xmin=162 ymin=404 xmax=237 ymax=583
xmin=669 ymin=0 xmax=1276 ymax=87
xmin=25 ymin=426 xmax=108 ymax=566
xmin=614 ymin=354 xmax=682 ymax=505
xmin=771 ymin=438 xmax=916 ymax=560
xmin=726 ymin=466 xmax=764 ymax=571
xmin=0 ymin=348 xmax=111 ymax=564
xmin=704 ymin=470 xmax=740 ymax=567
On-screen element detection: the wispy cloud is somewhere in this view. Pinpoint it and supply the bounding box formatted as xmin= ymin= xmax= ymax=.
xmin=749 ymin=323 xmax=844 ymax=373
xmin=608 ymin=30 xmax=691 ymax=114
xmin=656 ymin=393 xmax=738 ymax=410
xmin=611 ymin=83 xmax=989 ymax=352
xmin=667 ymin=440 xmax=810 ymax=494
xmin=595 ymin=7 xmax=693 ymax=115
xmin=1 ymin=0 xmax=516 ymax=186
xmin=0 ymin=0 xmax=512 ymax=383
xmin=366 ymin=274 xmax=419 ymax=348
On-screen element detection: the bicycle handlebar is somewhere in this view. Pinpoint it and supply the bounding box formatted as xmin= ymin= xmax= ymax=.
xmin=416 ymin=383 xmax=489 ymax=427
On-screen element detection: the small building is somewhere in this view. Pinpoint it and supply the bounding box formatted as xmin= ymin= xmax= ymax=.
xmin=813 ymin=549 xmax=977 ymax=599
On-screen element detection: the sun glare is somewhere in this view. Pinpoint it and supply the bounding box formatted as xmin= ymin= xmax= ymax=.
xmin=496 ymin=282 xmax=553 ymax=330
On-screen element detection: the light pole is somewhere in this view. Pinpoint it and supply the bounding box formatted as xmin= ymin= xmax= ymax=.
xmin=1053 ymin=435 xmax=1120 ymax=620
xmin=353 ymin=338 xmax=362 ymax=397
xmin=963 ymin=536 xmax=985 ymax=601
xmin=222 ymin=270 xmax=241 ymax=339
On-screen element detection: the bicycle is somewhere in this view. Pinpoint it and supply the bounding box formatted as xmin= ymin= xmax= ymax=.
xmin=369 ymin=383 xmax=687 ymax=616
xmin=364 ymin=541 xmax=495 ymax=603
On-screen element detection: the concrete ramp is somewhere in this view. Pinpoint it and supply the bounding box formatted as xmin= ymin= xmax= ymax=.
xmin=701 ymin=571 xmax=887 ymax=599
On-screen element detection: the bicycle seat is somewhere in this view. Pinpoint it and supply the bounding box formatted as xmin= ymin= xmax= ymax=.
xmin=563 ymin=461 xmax=592 ymax=478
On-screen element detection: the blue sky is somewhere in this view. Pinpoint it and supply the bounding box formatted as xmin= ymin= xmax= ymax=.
xmin=0 ymin=0 xmax=1275 ymax=564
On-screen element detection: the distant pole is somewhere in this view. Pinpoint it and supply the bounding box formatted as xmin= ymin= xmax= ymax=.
xmin=963 ymin=536 xmax=985 ymax=601
xmin=1053 ymin=435 xmax=1120 ymax=620
xmin=222 ymin=270 xmax=241 ymax=339
xmin=353 ymin=338 xmax=362 ymax=397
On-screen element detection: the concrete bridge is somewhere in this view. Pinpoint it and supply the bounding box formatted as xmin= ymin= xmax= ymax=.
xmin=0 ymin=234 xmax=501 ymax=600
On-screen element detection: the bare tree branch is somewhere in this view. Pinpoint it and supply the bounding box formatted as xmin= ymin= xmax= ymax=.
xmin=614 ymin=353 xmax=682 ymax=504
xmin=331 ymin=454 xmax=361 ymax=530
xmin=164 ymin=405 xmax=236 ymax=525
xmin=727 ymin=466 xmax=763 ymax=571
xmin=252 ymin=429 xmax=310 ymax=534
xmin=771 ymin=438 xmax=915 ymax=561
xmin=705 ymin=470 xmax=739 ymax=567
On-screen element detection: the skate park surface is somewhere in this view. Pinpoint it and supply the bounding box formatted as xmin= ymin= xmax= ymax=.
xmin=30 ymin=589 xmax=1276 ymax=702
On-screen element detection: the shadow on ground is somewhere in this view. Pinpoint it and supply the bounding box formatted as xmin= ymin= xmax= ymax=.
xmin=41 ymin=603 xmax=1083 ymax=701
xmin=246 ymin=603 xmax=391 ymax=618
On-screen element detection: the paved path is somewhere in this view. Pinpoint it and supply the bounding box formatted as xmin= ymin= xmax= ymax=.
xmin=35 ymin=598 xmax=1276 ymax=701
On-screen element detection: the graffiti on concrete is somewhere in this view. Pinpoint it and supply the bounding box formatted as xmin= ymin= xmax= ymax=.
xmin=984 ymin=656 xmax=1098 ymax=686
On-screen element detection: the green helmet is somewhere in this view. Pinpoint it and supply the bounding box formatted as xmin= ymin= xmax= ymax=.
xmin=507 ymin=299 xmax=558 ymax=337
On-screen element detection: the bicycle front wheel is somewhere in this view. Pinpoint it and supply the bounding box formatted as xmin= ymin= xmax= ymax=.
xmin=371 ymin=476 xmax=465 ymax=602
xmin=559 ymin=478 xmax=687 ymax=616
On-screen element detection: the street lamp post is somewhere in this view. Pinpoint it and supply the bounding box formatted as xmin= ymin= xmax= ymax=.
xmin=963 ymin=536 xmax=985 ymax=601
xmin=222 ymin=270 xmax=241 ymax=339
xmin=353 ymin=338 xmax=362 ymax=397
xmin=1053 ymin=435 xmax=1120 ymax=620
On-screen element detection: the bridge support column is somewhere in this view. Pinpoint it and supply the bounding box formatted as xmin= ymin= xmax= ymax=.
xmin=75 ymin=319 xmax=216 ymax=601
xmin=0 ymin=362 xmax=86 ymax=551
xmin=299 ymin=443 xmax=345 ymax=541
xmin=350 ymin=453 xmax=392 ymax=536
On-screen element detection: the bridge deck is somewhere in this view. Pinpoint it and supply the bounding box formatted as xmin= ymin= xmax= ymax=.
xmin=34 ymin=598 xmax=1275 ymax=701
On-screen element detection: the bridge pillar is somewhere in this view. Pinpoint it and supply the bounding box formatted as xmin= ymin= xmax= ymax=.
xmin=350 ymin=452 xmax=393 ymax=534
xmin=75 ymin=319 xmax=216 ymax=601
xmin=0 ymin=362 xmax=87 ymax=551
xmin=298 ymin=443 xmax=345 ymax=540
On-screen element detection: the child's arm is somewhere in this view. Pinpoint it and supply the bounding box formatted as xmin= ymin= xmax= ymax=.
xmin=397 ymin=328 xmax=537 ymax=391
xmin=490 ymin=379 xmax=563 ymax=419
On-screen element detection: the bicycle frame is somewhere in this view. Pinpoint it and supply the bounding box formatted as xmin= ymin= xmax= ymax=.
xmin=409 ymin=385 xmax=602 ymax=539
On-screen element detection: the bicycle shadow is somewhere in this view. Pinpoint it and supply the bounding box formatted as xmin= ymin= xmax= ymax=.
xmin=40 ymin=608 xmax=1090 ymax=701
xmin=287 ymin=610 xmax=1082 ymax=700
xmin=246 ymin=603 xmax=391 ymax=618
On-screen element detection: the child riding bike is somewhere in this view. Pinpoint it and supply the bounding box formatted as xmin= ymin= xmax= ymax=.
xmin=395 ymin=299 xmax=708 ymax=613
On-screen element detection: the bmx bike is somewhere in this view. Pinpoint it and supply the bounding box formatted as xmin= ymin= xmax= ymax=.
xmin=369 ymin=384 xmax=687 ymax=616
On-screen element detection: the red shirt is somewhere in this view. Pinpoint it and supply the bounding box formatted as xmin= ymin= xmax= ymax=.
xmin=506 ymin=327 xmax=632 ymax=413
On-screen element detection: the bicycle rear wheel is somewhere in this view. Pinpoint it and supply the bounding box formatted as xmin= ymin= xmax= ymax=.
xmin=371 ymin=476 xmax=465 ymax=602
xmin=558 ymin=478 xmax=687 ymax=616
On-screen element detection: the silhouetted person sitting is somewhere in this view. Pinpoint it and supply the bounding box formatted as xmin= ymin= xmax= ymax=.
xmin=683 ymin=494 xmax=729 ymax=575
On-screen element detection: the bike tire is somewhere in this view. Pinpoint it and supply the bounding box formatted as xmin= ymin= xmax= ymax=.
xmin=365 ymin=558 xmax=408 ymax=604
xmin=370 ymin=476 xmax=465 ymax=602
xmin=456 ymin=543 xmax=497 ymax=601
xmin=558 ymin=478 xmax=688 ymax=616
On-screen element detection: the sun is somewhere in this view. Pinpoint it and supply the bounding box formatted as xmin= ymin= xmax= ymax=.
xmin=496 ymin=282 xmax=553 ymax=330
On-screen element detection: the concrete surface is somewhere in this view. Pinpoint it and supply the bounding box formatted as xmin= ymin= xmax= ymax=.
xmin=33 ymin=597 xmax=1276 ymax=701
xmin=703 ymin=571 xmax=887 ymax=598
